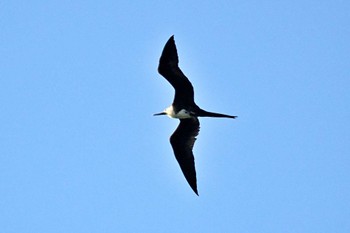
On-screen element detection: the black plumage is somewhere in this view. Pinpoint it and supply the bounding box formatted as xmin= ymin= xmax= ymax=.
xmin=155 ymin=35 xmax=237 ymax=195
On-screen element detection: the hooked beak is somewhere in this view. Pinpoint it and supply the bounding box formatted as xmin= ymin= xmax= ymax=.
xmin=153 ymin=112 xmax=166 ymax=116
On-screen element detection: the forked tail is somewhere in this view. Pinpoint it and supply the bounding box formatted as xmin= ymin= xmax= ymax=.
xmin=197 ymin=109 xmax=237 ymax=119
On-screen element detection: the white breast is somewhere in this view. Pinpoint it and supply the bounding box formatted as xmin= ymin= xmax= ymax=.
xmin=165 ymin=106 xmax=192 ymax=119
xmin=175 ymin=109 xmax=192 ymax=119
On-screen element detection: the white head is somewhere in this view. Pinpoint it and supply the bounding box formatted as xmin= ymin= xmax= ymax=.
xmin=153 ymin=106 xmax=192 ymax=119
xmin=153 ymin=105 xmax=174 ymax=118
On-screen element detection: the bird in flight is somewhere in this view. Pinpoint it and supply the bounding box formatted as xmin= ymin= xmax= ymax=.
xmin=154 ymin=35 xmax=237 ymax=195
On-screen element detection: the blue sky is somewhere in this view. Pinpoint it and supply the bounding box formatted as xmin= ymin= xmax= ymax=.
xmin=1 ymin=1 xmax=349 ymax=232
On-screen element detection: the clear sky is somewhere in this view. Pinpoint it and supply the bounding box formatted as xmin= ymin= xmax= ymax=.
xmin=1 ymin=1 xmax=349 ymax=232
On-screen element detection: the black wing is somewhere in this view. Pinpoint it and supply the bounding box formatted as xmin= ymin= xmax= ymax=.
xmin=170 ymin=117 xmax=200 ymax=195
xmin=158 ymin=36 xmax=195 ymax=108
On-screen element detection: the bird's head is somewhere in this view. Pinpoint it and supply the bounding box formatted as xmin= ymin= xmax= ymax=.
xmin=153 ymin=106 xmax=175 ymax=118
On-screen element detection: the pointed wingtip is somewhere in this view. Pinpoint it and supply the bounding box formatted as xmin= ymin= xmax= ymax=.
xmin=186 ymin=177 xmax=199 ymax=196
xmin=188 ymin=182 xmax=199 ymax=196
xmin=167 ymin=35 xmax=175 ymax=44
xmin=158 ymin=35 xmax=179 ymax=74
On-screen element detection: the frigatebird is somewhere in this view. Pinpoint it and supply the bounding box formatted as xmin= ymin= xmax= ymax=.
xmin=154 ymin=36 xmax=237 ymax=195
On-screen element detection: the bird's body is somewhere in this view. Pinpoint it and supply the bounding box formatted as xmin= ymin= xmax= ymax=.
xmin=154 ymin=36 xmax=237 ymax=195
xmin=161 ymin=105 xmax=192 ymax=119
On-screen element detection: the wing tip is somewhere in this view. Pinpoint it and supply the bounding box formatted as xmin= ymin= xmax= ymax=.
xmin=158 ymin=35 xmax=179 ymax=73
xmin=189 ymin=178 xmax=199 ymax=196
xmin=193 ymin=188 xmax=199 ymax=196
